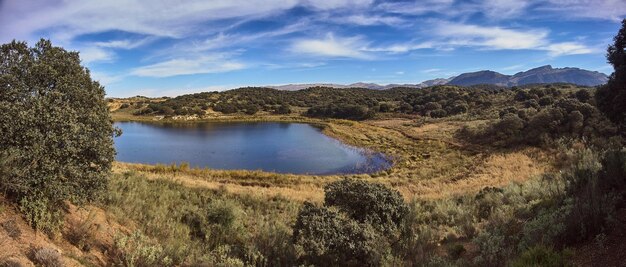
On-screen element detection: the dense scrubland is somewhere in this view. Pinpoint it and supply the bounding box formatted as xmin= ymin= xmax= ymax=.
xmin=1 ymin=20 xmax=626 ymax=267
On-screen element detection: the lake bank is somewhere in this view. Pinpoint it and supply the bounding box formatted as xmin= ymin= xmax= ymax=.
xmin=114 ymin=121 xmax=392 ymax=175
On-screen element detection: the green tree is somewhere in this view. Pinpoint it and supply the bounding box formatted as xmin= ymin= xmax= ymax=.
xmin=0 ymin=40 xmax=116 ymax=232
xmin=597 ymin=19 xmax=626 ymax=125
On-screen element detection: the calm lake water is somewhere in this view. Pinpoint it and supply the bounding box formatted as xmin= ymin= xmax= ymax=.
xmin=114 ymin=122 xmax=390 ymax=175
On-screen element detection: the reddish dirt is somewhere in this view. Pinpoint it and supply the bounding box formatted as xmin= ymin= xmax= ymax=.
xmin=0 ymin=196 xmax=130 ymax=266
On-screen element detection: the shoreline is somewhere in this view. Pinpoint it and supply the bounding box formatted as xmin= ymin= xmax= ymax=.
xmin=111 ymin=113 xmax=398 ymax=176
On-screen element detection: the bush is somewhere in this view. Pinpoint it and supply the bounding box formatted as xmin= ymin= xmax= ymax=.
xmin=306 ymin=104 xmax=375 ymax=120
xmin=0 ymin=40 xmax=116 ymax=233
xmin=510 ymin=245 xmax=573 ymax=267
xmin=109 ymin=231 xmax=173 ymax=267
xmin=292 ymin=202 xmax=383 ymax=266
xmin=324 ymin=179 xmax=408 ymax=235
xmin=273 ymin=104 xmax=291 ymax=114
xmin=29 ymin=247 xmax=63 ymax=267
xmin=244 ymin=104 xmax=259 ymax=115
xmin=447 ymin=244 xmax=466 ymax=260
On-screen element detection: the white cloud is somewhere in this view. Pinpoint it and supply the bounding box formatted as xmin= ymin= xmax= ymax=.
xmin=540 ymin=0 xmax=626 ymax=21
xmin=334 ymin=15 xmax=406 ymax=26
xmin=422 ymin=68 xmax=442 ymax=73
xmin=0 ymin=0 xmax=377 ymax=43
xmin=544 ymin=42 xmax=594 ymax=56
xmin=377 ymin=0 xmax=454 ymax=15
xmin=481 ymin=0 xmax=530 ymax=18
xmin=434 ymin=22 xmax=549 ymax=50
xmin=90 ymin=71 xmax=126 ymax=85
xmin=79 ymin=47 xmax=115 ymax=64
xmin=290 ymin=34 xmax=372 ymax=59
xmin=366 ymin=42 xmax=434 ymax=53
xmin=131 ymin=55 xmax=246 ymax=77
xmin=304 ymin=0 xmax=373 ymax=10
xmin=93 ymin=37 xmax=156 ymax=49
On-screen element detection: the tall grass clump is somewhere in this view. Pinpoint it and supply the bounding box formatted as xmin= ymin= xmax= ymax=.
xmin=102 ymin=171 xmax=300 ymax=265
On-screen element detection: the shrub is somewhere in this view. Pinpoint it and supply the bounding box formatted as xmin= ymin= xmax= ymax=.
xmin=244 ymin=104 xmax=259 ymax=115
xmin=429 ymin=109 xmax=448 ymax=118
xmin=1 ymin=219 xmax=21 ymax=240
xmin=510 ymin=245 xmax=573 ymax=267
xmin=29 ymin=247 xmax=63 ymax=267
xmin=109 ymin=231 xmax=173 ymax=267
xmin=273 ymin=104 xmax=291 ymax=114
xmin=292 ymin=202 xmax=383 ymax=266
xmin=324 ymin=179 xmax=408 ymax=235
xmin=66 ymin=210 xmax=97 ymax=251
xmin=306 ymin=104 xmax=375 ymax=120
xmin=0 ymin=40 xmax=116 ymax=233
xmin=447 ymin=244 xmax=466 ymax=260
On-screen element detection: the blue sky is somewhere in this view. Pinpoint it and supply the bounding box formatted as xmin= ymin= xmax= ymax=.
xmin=1 ymin=0 xmax=624 ymax=97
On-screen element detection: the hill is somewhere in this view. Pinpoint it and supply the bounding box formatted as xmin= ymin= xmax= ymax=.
xmin=448 ymin=65 xmax=608 ymax=86
xmin=265 ymin=66 xmax=607 ymax=91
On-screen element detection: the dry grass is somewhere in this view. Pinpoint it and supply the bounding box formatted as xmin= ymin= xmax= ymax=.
xmin=113 ymin=115 xmax=556 ymax=202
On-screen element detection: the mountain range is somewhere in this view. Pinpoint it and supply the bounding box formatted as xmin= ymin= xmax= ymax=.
xmin=268 ymin=65 xmax=608 ymax=90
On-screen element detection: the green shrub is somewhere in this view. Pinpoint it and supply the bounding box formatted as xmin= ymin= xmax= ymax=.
xmin=510 ymin=245 xmax=573 ymax=267
xmin=324 ymin=179 xmax=408 ymax=235
xmin=292 ymin=202 xmax=384 ymax=266
xmin=109 ymin=231 xmax=173 ymax=267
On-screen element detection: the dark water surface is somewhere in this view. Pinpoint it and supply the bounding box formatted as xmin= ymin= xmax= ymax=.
xmin=114 ymin=122 xmax=390 ymax=175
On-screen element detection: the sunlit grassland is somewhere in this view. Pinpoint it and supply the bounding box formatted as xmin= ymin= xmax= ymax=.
xmin=112 ymin=113 xmax=553 ymax=201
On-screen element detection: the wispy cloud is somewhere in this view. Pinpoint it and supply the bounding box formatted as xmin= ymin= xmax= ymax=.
xmin=377 ymin=0 xmax=454 ymax=15
xmin=131 ymin=55 xmax=246 ymax=77
xmin=366 ymin=42 xmax=434 ymax=53
xmin=331 ymin=14 xmax=406 ymax=26
xmin=539 ymin=0 xmax=626 ymax=21
xmin=429 ymin=21 xmax=594 ymax=57
xmin=290 ymin=33 xmax=372 ymax=59
xmin=434 ymin=22 xmax=549 ymax=50
xmin=544 ymin=42 xmax=594 ymax=56
xmin=79 ymin=47 xmax=116 ymax=64
xmin=93 ymin=37 xmax=157 ymax=49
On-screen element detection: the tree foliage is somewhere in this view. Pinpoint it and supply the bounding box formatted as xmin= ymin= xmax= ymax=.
xmin=597 ymin=19 xmax=626 ymax=125
xmin=0 ymin=40 xmax=116 ymax=232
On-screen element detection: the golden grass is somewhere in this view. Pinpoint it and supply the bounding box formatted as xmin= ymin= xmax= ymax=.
xmin=112 ymin=113 xmax=556 ymax=202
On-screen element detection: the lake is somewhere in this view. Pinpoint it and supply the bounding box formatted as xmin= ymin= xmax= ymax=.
xmin=114 ymin=121 xmax=390 ymax=175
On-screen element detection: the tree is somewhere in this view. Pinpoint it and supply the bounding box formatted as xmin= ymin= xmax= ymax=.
xmin=0 ymin=40 xmax=116 ymax=232
xmin=597 ymin=19 xmax=626 ymax=125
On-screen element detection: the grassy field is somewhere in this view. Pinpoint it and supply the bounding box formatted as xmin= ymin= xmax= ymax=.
xmin=110 ymin=103 xmax=554 ymax=202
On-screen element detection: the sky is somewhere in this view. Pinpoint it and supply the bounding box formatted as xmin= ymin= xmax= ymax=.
xmin=1 ymin=0 xmax=625 ymax=97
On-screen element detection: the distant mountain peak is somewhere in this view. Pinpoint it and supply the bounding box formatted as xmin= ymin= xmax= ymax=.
xmin=449 ymin=65 xmax=607 ymax=87
xmin=267 ymin=65 xmax=607 ymax=91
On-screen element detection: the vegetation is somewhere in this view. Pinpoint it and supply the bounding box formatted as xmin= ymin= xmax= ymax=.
xmin=2 ymin=22 xmax=626 ymax=266
xmin=0 ymin=40 xmax=116 ymax=233
xmin=597 ymin=19 xmax=626 ymax=125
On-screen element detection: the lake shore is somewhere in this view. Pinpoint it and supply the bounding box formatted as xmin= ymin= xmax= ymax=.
xmin=110 ymin=110 xmax=553 ymax=201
